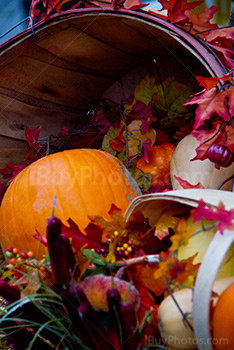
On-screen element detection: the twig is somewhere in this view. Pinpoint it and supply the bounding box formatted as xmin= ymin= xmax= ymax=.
xmin=166 ymin=278 xmax=193 ymax=332
xmin=116 ymin=254 xmax=161 ymax=267
xmin=217 ymin=172 xmax=234 ymax=190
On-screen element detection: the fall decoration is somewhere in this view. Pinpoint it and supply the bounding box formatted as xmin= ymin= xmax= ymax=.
xmin=0 ymin=149 xmax=141 ymax=257
xmin=170 ymin=134 xmax=234 ymax=191
xmin=0 ymin=190 xmax=233 ymax=349
xmin=0 ymin=1 xmax=234 ymax=350
xmin=158 ymin=277 xmax=234 ymax=350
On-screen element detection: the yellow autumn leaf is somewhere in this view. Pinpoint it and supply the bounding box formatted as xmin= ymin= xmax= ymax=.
xmin=169 ymin=218 xmax=195 ymax=252
xmin=154 ymin=204 xmax=187 ymax=240
xmin=124 ymin=120 xmax=156 ymax=157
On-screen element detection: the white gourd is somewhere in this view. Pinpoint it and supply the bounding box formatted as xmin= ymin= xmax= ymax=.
xmin=170 ymin=134 xmax=234 ymax=191
xmin=157 ymin=277 xmax=234 ymax=350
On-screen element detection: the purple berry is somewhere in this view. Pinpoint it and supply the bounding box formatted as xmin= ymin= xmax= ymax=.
xmin=21 ymin=252 xmax=29 ymax=259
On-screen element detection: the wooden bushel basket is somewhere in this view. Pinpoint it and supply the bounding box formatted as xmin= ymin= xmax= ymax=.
xmin=0 ymin=8 xmax=228 ymax=176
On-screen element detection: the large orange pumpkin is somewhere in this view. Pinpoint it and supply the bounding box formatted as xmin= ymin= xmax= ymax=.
xmin=0 ymin=149 xmax=141 ymax=257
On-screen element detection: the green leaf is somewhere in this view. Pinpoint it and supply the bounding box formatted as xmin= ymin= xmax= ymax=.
xmin=102 ymin=127 xmax=118 ymax=156
xmin=81 ymin=249 xmax=107 ymax=266
xmin=135 ymin=172 xmax=152 ymax=191
xmin=128 ymin=166 xmax=136 ymax=177
xmin=81 ymin=266 xmax=109 ymax=279
xmin=152 ymin=76 xmax=194 ymax=130
xmin=118 ymin=149 xmax=126 ymax=162
xmin=134 ymin=75 xmax=156 ymax=105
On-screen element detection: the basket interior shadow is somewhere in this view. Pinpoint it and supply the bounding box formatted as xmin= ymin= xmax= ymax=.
xmin=0 ymin=8 xmax=228 ymax=174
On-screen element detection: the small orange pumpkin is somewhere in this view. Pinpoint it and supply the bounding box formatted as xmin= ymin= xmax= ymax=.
xmin=136 ymin=143 xmax=176 ymax=191
xmin=0 ymin=149 xmax=141 ymax=257
xmin=212 ymin=281 xmax=234 ymax=350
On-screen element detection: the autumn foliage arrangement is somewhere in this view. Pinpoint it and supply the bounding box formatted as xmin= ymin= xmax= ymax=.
xmin=0 ymin=0 xmax=234 ymax=349
xmin=1 ymin=198 xmax=234 ymax=349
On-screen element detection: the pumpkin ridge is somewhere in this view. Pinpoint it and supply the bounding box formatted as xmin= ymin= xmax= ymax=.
xmin=86 ymin=149 xmax=120 ymax=213
xmin=62 ymin=149 xmax=90 ymax=222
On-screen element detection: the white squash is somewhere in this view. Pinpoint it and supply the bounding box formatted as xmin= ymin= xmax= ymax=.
xmin=157 ymin=277 xmax=234 ymax=350
xmin=170 ymin=134 xmax=234 ymax=191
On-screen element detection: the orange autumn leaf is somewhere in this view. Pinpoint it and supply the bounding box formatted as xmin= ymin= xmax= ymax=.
xmin=130 ymin=263 xmax=168 ymax=296
xmin=154 ymin=204 xmax=187 ymax=240
xmin=169 ymin=217 xmax=195 ymax=251
xmin=153 ymin=252 xmax=200 ymax=285
xmin=88 ymin=205 xmax=159 ymax=252
xmin=109 ymin=121 xmax=125 ymax=152
xmin=169 ymin=254 xmax=200 ymax=284
xmin=196 ymin=72 xmax=233 ymax=91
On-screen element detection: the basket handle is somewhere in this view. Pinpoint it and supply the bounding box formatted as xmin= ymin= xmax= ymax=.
xmin=193 ymin=229 xmax=234 ymax=350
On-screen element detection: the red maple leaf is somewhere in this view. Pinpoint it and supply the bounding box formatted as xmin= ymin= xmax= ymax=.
xmin=158 ymin=0 xmax=203 ymax=23
xmin=196 ymin=72 xmax=233 ymax=91
xmin=192 ymin=200 xmax=234 ymax=234
xmin=135 ymin=283 xmax=161 ymax=343
xmin=30 ymin=0 xmax=45 ymax=22
xmin=49 ymin=0 xmax=85 ymax=15
xmin=0 ymin=163 xmax=27 ymax=183
xmin=185 ymin=86 xmax=234 ymax=130
xmin=184 ymin=6 xmax=218 ymax=36
xmin=30 ymin=0 xmax=148 ymax=23
xmin=30 ymin=0 xmax=85 ymax=22
xmin=142 ymin=139 xmax=152 ymax=163
xmin=113 ymin=0 xmax=148 ymax=10
xmin=33 ymin=228 xmax=48 ymax=246
xmin=174 ymin=175 xmax=204 ymax=189
xmin=204 ymin=27 xmax=234 ymax=69
xmin=25 ymin=125 xmax=46 ymax=163
xmin=58 ymin=126 xmax=70 ymax=137
xmin=61 ymin=218 xmax=103 ymax=251
xmin=191 ymin=122 xmax=234 ymax=161
xmin=139 ymin=105 xmax=157 ymax=135
xmin=25 ymin=125 xmax=42 ymax=147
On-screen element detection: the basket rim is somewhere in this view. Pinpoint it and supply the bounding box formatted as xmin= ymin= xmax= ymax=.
xmin=0 ymin=7 xmax=228 ymax=79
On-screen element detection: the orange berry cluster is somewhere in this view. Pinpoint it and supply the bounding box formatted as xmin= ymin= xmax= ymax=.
xmin=6 ymin=247 xmax=34 ymax=265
